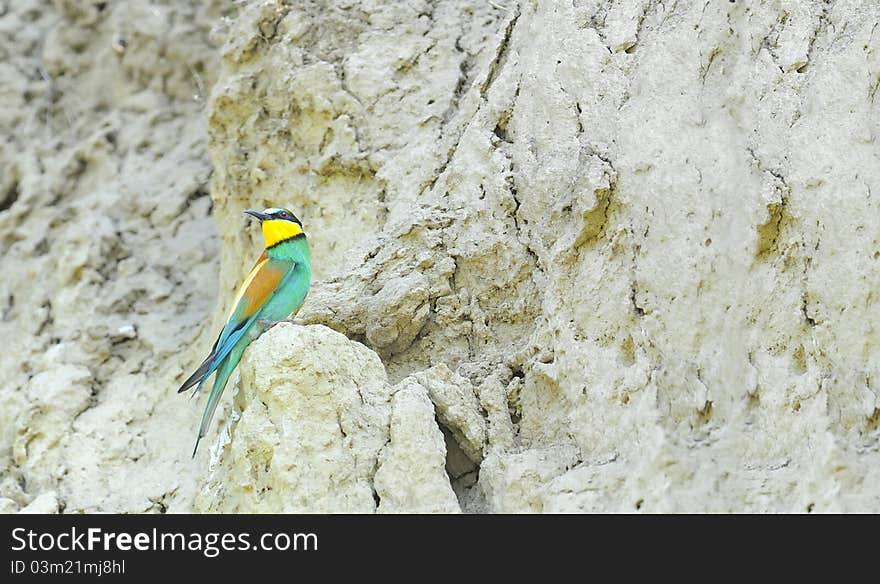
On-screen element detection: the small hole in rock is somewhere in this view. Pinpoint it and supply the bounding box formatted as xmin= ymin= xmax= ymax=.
xmin=0 ymin=180 xmax=19 ymax=212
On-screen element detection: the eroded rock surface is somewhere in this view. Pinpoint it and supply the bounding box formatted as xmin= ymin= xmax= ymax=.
xmin=196 ymin=324 xmax=459 ymax=513
xmin=4 ymin=0 xmax=880 ymax=513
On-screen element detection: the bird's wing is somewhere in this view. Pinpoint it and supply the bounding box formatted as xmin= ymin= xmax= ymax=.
xmin=224 ymin=251 xmax=271 ymax=329
xmin=180 ymin=253 xmax=296 ymax=395
xmin=215 ymin=254 xmax=295 ymax=358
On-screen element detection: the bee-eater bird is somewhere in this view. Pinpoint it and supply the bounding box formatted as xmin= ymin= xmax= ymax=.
xmin=179 ymin=207 xmax=311 ymax=456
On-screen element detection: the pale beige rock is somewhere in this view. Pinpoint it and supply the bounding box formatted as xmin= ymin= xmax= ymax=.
xmin=0 ymin=498 xmax=19 ymax=514
xmin=374 ymin=380 xmax=461 ymax=513
xmin=12 ymin=365 xmax=92 ymax=493
xmin=196 ymin=324 xmax=461 ymax=514
xmin=413 ymin=365 xmax=486 ymax=463
xmin=0 ymin=0 xmax=227 ymax=513
xmin=18 ymin=491 xmax=59 ymax=514
xmin=476 ymin=372 xmax=516 ymax=453
xmin=5 ymin=0 xmax=880 ymax=513
xmin=206 ymin=0 xmax=880 ymax=513
xmin=195 ymin=324 xmax=391 ymax=513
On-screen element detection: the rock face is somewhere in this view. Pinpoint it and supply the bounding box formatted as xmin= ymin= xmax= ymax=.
xmin=3 ymin=0 xmax=880 ymax=513
xmin=0 ymin=0 xmax=229 ymax=513
xmin=195 ymin=324 xmax=460 ymax=513
xmin=374 ymin=379 xmax=461 ymax=513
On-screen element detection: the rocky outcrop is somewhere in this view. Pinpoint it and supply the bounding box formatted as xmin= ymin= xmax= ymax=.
xmin=195 ymin=324 xmax=460 ymax=513
xmin=3 ymin=0 xmax=880 ymax=513
xmin=203 ymin=0 xmax=880 ymax=513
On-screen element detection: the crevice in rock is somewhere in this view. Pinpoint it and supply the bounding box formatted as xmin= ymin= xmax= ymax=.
xmin=336 ymin=61 xmax=363 ymax=107
xmin=0 ymin=179 xmax=19 ymax=212
xmin=35 ymin=300 xmax=53 ymax=336
xmin=257 ymin=5 xmax=290 ymax=46
xmin=802 ymin=291 xmax=817 ymax=327
xmin=2 ymin=293 xmax=14 ymax=321
xmin=509 ymin=176 xmax=541 ymax=272
xmin=420 ymin=9 xmax=518 ymax=199
xmin=631 ymin=0 xmax=660 ymax=53
xmin=799 ymin=0 xmax=835 ymax=73
xmin=370 ymin=434 xmax=392 ymax=511
xmin=492 ymin=76 xmax=521 ymax=144
xmin=870 ymin=72 xmax=880 ymax=103
xmin=420 ymin=128 xmax=464 ymax=198
xmin=759 ymin=9 xmax=789 ymax=68
xmin=148 ymin=492 xmax=170 ymax=514
xmin=631 ymin=281 xmax=646 ymax=317
xmin=748 ymin=147 xmax=791 ymax=261
xmin=699 ymin=47 xmax=721 ymax=85
xmin=441 ymin=36 xmax=473 ymax=125
xmin=865 ymin=406 xmax=880 ymax=433
xmin=479 ymin=7 xmax=520 ymax=99
xmin=439 ymin=422 xmax=484 ymax=512
xmin=493 ymin=111 xmax=512 ymax=143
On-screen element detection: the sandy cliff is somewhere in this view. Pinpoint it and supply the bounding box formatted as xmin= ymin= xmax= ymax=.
xmin=2 ymin=0 xmax=880 ymax=512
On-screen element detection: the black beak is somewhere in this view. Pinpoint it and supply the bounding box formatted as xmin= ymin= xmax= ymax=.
xmin=244 ymin=209 xmax=272 ymax=221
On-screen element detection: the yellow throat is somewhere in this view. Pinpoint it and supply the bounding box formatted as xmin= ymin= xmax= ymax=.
xmin=261 ymin=219 xmax=303 ymax=247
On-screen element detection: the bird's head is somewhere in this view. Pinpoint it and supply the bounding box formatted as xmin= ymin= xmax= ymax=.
xmin=244 ymin=207 xmax=305 ymax=248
